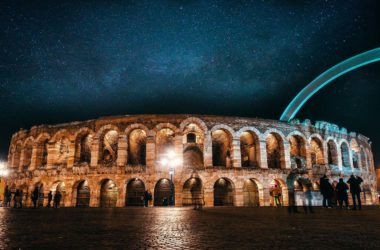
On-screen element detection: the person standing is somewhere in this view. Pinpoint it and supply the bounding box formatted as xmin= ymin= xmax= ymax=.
xmin=32 ymin=188 xmax=39 ymax=208
xmin=335 ymin=178 xmax=349 ymax=209
xmin=47 ymin=191 xmax=53 ymax=208
xmin=143 ymin=190 xmax=149 ymax=207
xmin=320 ymin=175 xmax=334 ymax=208
xmin=347 ymin=175 xmax=363 ymax=210
xmin=13 ymin=189 xmax=20 ymax=208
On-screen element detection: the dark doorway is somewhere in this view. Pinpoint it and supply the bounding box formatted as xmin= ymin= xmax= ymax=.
xmin=126 ymin=179 xmax=145 ymax=206
xmin=243 ymin=179 xmax=260 ymax=206
xmin=154 ymin=179 xmax=175 ymax=206
xmin=182 ymin=178 xmax=203 ymax=206
xmin=100 ymin=179 xmax=118 ymax=208
xmin=214 ymin=178 xmax=234 ymax=206
xmin=76 ymin=180 xmax=90 ymax=207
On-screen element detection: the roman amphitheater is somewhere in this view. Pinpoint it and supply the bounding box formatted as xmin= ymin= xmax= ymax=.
xmin=6 ymin=115 xmax=378 ymax=207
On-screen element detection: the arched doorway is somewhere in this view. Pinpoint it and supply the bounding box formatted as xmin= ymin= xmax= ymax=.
xmin=76 ymin=180 xmax=90 ymax=207
xmin=35 ymin=183 xmax=44 ymax=207
xmin=100 ymin=179 xmax=118 ymax=208
xmin=125 ymin=179 xmax=145 ymax=206
xmin=51 ymin=181 xmax=66 ymax=207
xmin=154 ymin=179 xmax=175 ymax=206
xmin=214 ymin=178 xmax=234 ymax=206
xmin=243 ymin=179 xmax=260 ymax=207
xmin=269 ymin=179 xmax=283 ymax=206
xmin=182 ymin=178 xmax=203 ymax=206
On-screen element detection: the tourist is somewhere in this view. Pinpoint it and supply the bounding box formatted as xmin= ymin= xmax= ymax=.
xmin=301 ymin=177 xmax=314 ymax=213
xmin=271 ymin=185 xmax=282 ymax=206
xmin=53 ymin=191 xmax=62 ymax=208
xmin=143 ymin=190 xmax=149 ymax=207
xmin=4 ymin=186 xmax=12 ymax=207
xmin=320 ymin=175 xmax=334 ymax=208
xmin=347 ymin=174 xmax=363 ymax=210
xmin=32 ymin=188 xmax=39 ymax=208
xmin=335 ymin=178 xmax=349 ymax=209
xmin=13 ymin=189 xmax=21 ymax=208
xmin=47 ymin=191 xmax=53 ymax=208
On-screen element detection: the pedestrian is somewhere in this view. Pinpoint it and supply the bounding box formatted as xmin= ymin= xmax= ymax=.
xmin=53 ymin=191 xmax=61 ymax=208
xmin=47 ymin=191 xmax=53 ymax=208
xmin=320 ymin=175 xmax=334 ymax=208
xmin=19 ymin=190 xmax=23 ymax=208
xmin=300 ymin=177 xmax=314 ymax=213
xmin=347 ymin=174 xmax=363 ymax=210
xmin=143 ymin=190 xmax=149 ymax=207
xmin=335 ymin=178 xmax=349 ymax=209
xmin=32 ymin=188 xmax=39 ymax=208
xmin=13 ymin=189 xmax=20 ymax=208
xmin=271 ymin=185 xmax=282 ymax=206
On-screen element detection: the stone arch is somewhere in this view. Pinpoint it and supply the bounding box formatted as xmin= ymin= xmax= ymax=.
xmin=155 ymin=127 xmax=175 ymax=157
xmin=33 ymin=182 xmax=45 ymax=207
xmin=214 ymin=177 xmax=235 ymax=206
xmin=127 ymin=128 xmax=147 ymax=166
xmin=97 ymin=125 xmax=120 ymax=165
xmin=154 ymin=123 xmax=179 ymax=133
xmin=125 ymin=178 xmax=146 ymax=206
xmin=183 ymin=145 xmax=204 ymax=170
xmin=287 ymin=132 xmax=307 ymax=169
xmin=239 ymin=129 xmax=260 ymax=168
xmin=74 ymin=128 xmax=94 ymax=164
xmin=99 ymin=179 xmax=118 ymax=208
xmin=339 ymin=140 xmax=351 ymax=168
xmin=50 ymin=181 xmax=66 ymax=207
xmin=180 ymin=117 xmax=208 ymax=132
xmin=243 ymin=178 xmax=263 ymax=207
xmin=360 ymin=146 xmax=368 ymax=171
xmin=35 ymin=133 xmax=51 ymax=168
xmin=12 ymin=141 xmax=23 ymax=169
xmin=309 ymin=135 xmax=325 ymax=166
xmin=365 ymin=148 xmax=373 ymax=171
xmin=50 ymin=129 xmax=72 ymax=143
xmin=265 ymin=131 xmax=286 ymax=169
xmin=350 ymin=139 xmax=360 ymax=169
xmin=269 ymin=178 xmax=288 ymax=206
xmin=326 ymin=139 xmax=339 ymax=166
xmin=72 ymin=179 xmax=91 ymax=207
xmin=21 ymin=137 xmax=35 ymax=170
xmin=154 ymin=178 xmax=175 ymax=206
xmin=182 ymin=177 xmax=204 ymax=206
xmin=211 ymin=125 xmax=234 ymax=167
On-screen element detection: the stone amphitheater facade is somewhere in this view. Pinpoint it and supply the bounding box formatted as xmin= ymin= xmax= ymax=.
xmin=6 ymin=114 xmax=378 ymax=207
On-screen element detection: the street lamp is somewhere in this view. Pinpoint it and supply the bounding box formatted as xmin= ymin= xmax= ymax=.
xmin=0 ymin=161 xmax=10 ymax=204
xmin=160 ymin=150 xmax=180 ymax=206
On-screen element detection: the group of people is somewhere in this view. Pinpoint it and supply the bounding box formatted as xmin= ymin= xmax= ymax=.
xmin=3 ymin=188 xmax=24 ymax=208
xmin=320 ymin=174 xmax=364 ymax=210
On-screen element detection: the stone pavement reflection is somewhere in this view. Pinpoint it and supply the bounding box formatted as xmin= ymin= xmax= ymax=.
xmin=1 ymin=207 xmax=380 ymax=249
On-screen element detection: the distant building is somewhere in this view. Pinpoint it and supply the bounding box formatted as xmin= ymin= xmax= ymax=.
xmin=5 ymin=114 xmax=378 ymax=207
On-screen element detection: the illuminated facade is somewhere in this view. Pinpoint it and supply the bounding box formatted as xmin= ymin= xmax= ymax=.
xmin=6 ymin=115 xmax=378 ymax=207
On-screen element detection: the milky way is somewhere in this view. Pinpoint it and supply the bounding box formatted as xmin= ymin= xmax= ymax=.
xmin=0 ymin=0 xmax=379 ymax=164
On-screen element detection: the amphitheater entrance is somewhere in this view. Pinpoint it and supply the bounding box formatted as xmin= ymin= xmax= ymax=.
xmin=76 ymin=180 xmax=90 ymax=207
xmin=269 ymin=179 xmax=284 ymax=206
xmin=51 ymin=181 xmax=66 ymax=207
xmin=154 ymin=179 xmax=175 ymax=206
xmin=35 ymin=183 xmax=44 ymax=207
xmin=100 ymin=179 xmax=118 ymax=208
xmin=182 ymin=177 xmax=203 ymax=206
xmin=243 ymin=179 xmax=260 ymax=207
xmin=214 ymin=178 xmax=234 ymax=206
xmin=125 ymin=179 xmax=145 ymax=206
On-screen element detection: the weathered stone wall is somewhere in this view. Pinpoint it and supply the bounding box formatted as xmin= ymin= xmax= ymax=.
xmin=6 ymin=115 xmax=378 ymax=207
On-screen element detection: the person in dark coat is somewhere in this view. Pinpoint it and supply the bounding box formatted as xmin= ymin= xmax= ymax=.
xmin=13 ymin=190 xmax=21 ymax=208
xmin=347 ymin=175 xmax=363 ymax=210
xmin=320 ymin=175 xmax=334 ymax=208
xmin=335 ymin=178 xmax=349 ymax=209
xmin=32 ymin=188 xmax=39 ymax=208
xmin=53 ymin=191 xmax=62 ymax=208
xmin=47 ymin=191 xmax=53 ymax=208
xmin=143 ymin=190 xmax=149 ymax=207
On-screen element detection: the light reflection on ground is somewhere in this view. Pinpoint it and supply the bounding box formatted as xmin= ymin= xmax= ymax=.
xmin=1 ymin=206 xmax=380 ymax=249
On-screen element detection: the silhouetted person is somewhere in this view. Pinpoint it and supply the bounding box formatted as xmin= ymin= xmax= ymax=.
xmin=143 ymin=190 xmax=149 ymax=207
xmin=13 ymin=189 xmax=21 ymax=208
xmin=32 ymin=188 xmax=39 ymax=208
xmin=299 ymin=176 xmax=314 ymax=213
xmin=53 ymin=191 xmax=62 ymax=208
xmin=287 ymin=173 xmax=299 ymax=214
xmin=5 ymin=186 xmax=12 ymax=207
xmin=271 ymin=185 xmax=282 ymax=206
xmin=47 ymin=191 xmax=53 ymax=208
xmin=19 ymin=190 xmax=23 ymax=208
xmin=335 ymin=178 xmax=349 ymax=209
xmin=347 ymin=175 xmax=363 ymax=210
xmin=320 ymin=175 xmax=334 ymax=208
xmin=162 ymin=197 xmax=169 ymax=206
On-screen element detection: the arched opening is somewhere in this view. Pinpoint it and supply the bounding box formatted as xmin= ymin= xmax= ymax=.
xmin=186 ymin=133 xmax=196 ymax=143
xmin=293 ymin=179 xmax=304 ymax=206
xmin=156 ymin=128 xmax=175 ymax=157
xmin=125 ymin=178 xmax=145 ymax=206
xmin=51 ymin=181 xmax=66 ymax=207
xmin=360 ymin=148 xmax=367 ymax=170
xmin=212 ymin=129 xmax=232 ymax=167
xmin=240 ymin=131 xmax=260 ymax=168
xmin=100 ymin=179 xmax=118 ymax=208
xmin=128 ymin=129 xmax=147 ymax=165
xmin=22 ymin=140 xmax=34 ymax=170
xmin=76 ymin=180 xmax=90 ymax=207
xmin=214 ymin=178 xmax=234 ymax=206
xmin=327 ymin=140 xmax=339 ymax=166
xmin=289 ymin=135 xmax=307 ymax=169
xmin=54 ymin=137 xmax=70 ymax=167
xmin=182 ymin=177 xmax=203 ymax=206
xmin=183 ymin=146 xmax=204 ymax=169
xmin=34 ymin=182 xmax=44 ymax=207
xmin=310 ymin=137 xmax=324 ymax=166
xmin=243 ymin=179 xmax=260 ymax=207
xmin=269 ymin=179 xmax=284 ymax=206
xmin=340 ymin=142 xmax=351 ymax=168
xmin=350 ymin=140 xmax=360 ymax=169
xmin=99 ymin=130 xmax=119 ymax=165
xmin=36 ymin=138 xmax=49 ymax=168
xmin=266 ymin=133 xmax=285 ymax=169
xmin=154 ymin=178 xmax=175 ymax=206
xmin=75 ymin=133 xmax=92 ymax=164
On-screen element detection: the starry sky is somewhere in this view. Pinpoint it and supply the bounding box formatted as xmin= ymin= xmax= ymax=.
xmin=0 ymin=0 xmax=379 ymax=166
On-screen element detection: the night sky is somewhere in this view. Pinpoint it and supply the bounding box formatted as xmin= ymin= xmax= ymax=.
xmin=0 ymin=1 xmax=379 ymax=166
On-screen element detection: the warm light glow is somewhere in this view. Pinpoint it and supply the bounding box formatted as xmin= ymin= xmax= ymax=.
xmin=0 ymin=162 xmax=9 ymax=177
xmin=167 ymin=150 xmax=176 ymax=159
xmin=160 ymin=158 xmax=168 ymax=166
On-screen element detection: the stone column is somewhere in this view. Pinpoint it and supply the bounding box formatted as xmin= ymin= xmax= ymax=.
xmin=234 ymin=187 xmax=244 ymax=206
xmin=283 ymin=142 xmax=291 ymax=169
xmin=337 ymin=147 xmax=343 ymax=170
xmin=174 ymin=133 xmax=183 ymax=173
xmin=29 ymin=145 xmax=38 ymax=171
xmin=117 ymin=134 xmax=127 ymax=167
xmin=262 ymin=187 xmax=271 ymax=206
xmin=204 ymin=187 xmax=214 ymax=207
xmin=204 ymin=132 xmax=213 ymax=168
xmin=18 ymin=150 xmax=25 ymax=172
xmin=46 ymin=143 xmax=55 ymax=170
xmin=66 ymin=140 xmax=75 ymax=169
xmin=232 ymin=138 xmax=242 ymax=168
xmin=259 ymin=140 xmax=268 ymax=169
xmin=146 ymin=135 xmax=156 ymax=171
xmin=305 ymin=143 xmax=312 ymax=169
xmin=174 ymin=182 xmax=182 ymax=207
xmin=90 ymin=137 xmax=100 ymax=168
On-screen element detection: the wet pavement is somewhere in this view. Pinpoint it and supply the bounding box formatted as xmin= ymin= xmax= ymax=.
xmin=1 ymin=206 xmax=380 ymax=249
